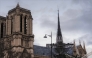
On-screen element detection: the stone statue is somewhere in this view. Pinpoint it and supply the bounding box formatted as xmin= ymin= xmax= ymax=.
xmin=3 ymin=51 xmax=9 ymax=58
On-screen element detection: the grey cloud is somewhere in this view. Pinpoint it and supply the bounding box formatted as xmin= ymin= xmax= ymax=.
xmin=72 ymin=0 xmax=92 ymax=5
xmin=39 ymin=0 xmax=92 ymax=33
xmin=40 ymin=7 xmax=92 ymax=33
xmin=77 ymin=33 xmax=92 ymax=46
xmin=62 ymin=9 xmax=92 ymax=33
xmin=38 ymin=0 xmax=92 ymax=47
xmin=40 ymin=18 xmax=57 ymax=30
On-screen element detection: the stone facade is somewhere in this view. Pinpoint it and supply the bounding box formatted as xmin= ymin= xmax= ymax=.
xmin=0 ymin=4 xmax=34 ymax=58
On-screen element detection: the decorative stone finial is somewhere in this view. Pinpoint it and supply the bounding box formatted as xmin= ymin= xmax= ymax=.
xmin=83 ymin=41 xmax=87 ymax=54
xmin=16 ymin=2 xmax=20 ymax=8
xmin=74 ymin=40 xmax=75 ymax=45
xmin=83 ymin=41 xmax=86 ymax=50
xmin=79 ymin=40 xmax=81 ymax=45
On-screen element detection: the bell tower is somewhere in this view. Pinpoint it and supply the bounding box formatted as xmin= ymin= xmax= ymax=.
xmin=4 ymin=3 xmax=34 ymax=58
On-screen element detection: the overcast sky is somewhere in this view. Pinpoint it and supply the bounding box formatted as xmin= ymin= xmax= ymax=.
xmin=0 ymin=0 xmax=92 ymax=58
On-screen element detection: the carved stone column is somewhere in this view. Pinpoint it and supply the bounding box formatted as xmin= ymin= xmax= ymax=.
xmin=7 ymin=18 xmax=11 ymax=35
xmin=14 ymin=15 xmax=20 ymax=32
xmin=6 ymin=17 xmax=8 ymax=35
xmin=27 ymin=17 xmax=30 ymax=35
xmin=29 ymin=16 xmax=33 ymax=35
xmin=13 ymin=16 xmax=15 ymax=32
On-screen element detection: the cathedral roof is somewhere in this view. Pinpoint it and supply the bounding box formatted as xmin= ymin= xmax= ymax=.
xmin=33 ymin=45 xmax=74 ymax=57
xmin=33 ymin=45 xmax=57 ymax=57
xmin=64 ymin=47 xmax=73 ymax=55
xmin=8 ymin=3 xmax=31 ymax=14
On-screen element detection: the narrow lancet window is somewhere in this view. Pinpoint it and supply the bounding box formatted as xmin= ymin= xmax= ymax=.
xmin=24 ymin=15 xmax=27 ymax=34
xmin=20 ymin=14 xmax=22 ymax=32
xmin=1 ymin=23 xmax=3 ymax=38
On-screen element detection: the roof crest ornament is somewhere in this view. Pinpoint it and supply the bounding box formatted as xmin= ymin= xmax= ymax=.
xmin=16 ymin=2 xmax=20 ymax=8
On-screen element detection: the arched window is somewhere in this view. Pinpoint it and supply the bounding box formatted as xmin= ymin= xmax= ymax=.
xmin=1 ymin=23 xmax=3 ymax=38
xmin=20 ymin=14 xmax=22 ymax=32
xmin=24 ymin=15 xmax=27 ymax=34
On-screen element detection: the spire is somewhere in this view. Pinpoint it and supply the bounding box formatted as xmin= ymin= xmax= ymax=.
xmin=73 ymin=40 xmax=79 ymax=56
xmin=83 ymin=41 xmax=87 ymax=54
xmin=79 ymin=40 xmax=81 ymax=45
xmin=56 ymin=9 xmax=63 ymax=43
xmin=83 ymin=41 xmax=85 ymax=49
xmin=79 ymin=40 xmax=83 ymax=49
xmin=73 ymin=40 xmax=76 ymax=50
xmin=74 ymin=40 xmax=75 ymax=46
xmin=57 ymin=9 xmax=62 ymax=36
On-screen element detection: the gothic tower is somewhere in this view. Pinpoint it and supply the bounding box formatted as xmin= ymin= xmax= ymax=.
xmin=0 ymin=16 xmax=6 ymax=57
xmin=0 ymin=16 xmax=6 ymax=38
xmin=3 ymin=3 xmax=34 ymax=58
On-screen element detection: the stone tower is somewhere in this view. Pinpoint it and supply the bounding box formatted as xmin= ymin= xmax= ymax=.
xmin=0 ymin=16 xmax=6 ymax=38
xmin=2 ymin=3 xmax=34 ymax=58
xmin=0 ymin=16 xmax=6 ymax=58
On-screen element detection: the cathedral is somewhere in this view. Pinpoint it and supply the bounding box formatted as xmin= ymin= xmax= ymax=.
xmin=0 ymin=4 xmax=87 ymax=58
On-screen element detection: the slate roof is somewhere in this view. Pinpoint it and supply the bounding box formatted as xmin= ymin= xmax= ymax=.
xmin=64 ymin=47 xmax=73 ymax=55
xmin=33 ymin=45 xmax=73 ymax=57
xmin=34 ymin=45 xmax=50 ymax=56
